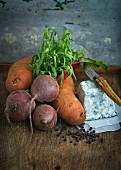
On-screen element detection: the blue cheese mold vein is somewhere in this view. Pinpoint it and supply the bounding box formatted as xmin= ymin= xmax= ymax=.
xmin=80 ymin=80 xmax=117 ymax=121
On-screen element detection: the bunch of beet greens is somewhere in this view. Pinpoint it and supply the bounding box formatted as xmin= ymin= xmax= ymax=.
xmin=30 ymin=27 xmax=108 ymax=83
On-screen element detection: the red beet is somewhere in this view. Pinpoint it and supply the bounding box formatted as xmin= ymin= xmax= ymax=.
xmin=31 ymin=75 xmax=59 ymax=102
xmin=5 ymin=90 xmax=36 ymax=122
xmin=33 ymin=104 xmax=57 ymax=130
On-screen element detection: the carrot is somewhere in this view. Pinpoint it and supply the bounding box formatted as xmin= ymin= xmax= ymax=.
xmin=53 ymin=76 xmax=86 ymax=125
xmin=5 ymin=56 xmax=33 ymax=92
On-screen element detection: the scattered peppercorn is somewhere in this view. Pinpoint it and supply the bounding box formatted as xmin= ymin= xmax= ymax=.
xmin=89 ymin=127 xmax=93 ymax=131
xmin=100 ymin=138 xmax=103 ymax=143
xmin=86 ymin=140 xmax=91 ymax=144
xmin=54 ymin=121 xmax=102 ymax=145
xmin=55 ymin=165 xmax=61 ymax=170
xmin=55 ymin=127 xmax=59 ymax=131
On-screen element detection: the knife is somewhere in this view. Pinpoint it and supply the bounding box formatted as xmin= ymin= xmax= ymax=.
xmin=80 ymin=63 xmax=121 ymax=106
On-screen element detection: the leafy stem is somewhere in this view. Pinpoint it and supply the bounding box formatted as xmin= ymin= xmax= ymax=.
xmin=29 ymin=27 xmax=108 ymax=82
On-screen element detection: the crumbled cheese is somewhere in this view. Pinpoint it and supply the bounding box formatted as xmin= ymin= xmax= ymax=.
xmin=80 ymin=80 xmax=117 ymax=121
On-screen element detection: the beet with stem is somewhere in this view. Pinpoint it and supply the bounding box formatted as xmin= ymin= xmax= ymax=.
xmin=5 ymin=90 xmax=36 ymax=122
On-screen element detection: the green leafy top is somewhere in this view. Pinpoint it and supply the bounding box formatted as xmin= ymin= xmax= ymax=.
xmin=29 ymin=27 xmax=108 ymax=81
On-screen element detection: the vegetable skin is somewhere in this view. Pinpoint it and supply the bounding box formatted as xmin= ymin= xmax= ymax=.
xmin=33 ymin=104 xmax=57 ymax=130
xmin=31 ymin=75 xmax=59 ymax=102
xmin=53 ymin=76 xmax=86 ymax=125
xmin=59 ymin=75 xmax=75 ymax=92
xmin=5 ymin=56 xmax=33 ymax=92
xmin=5 ymin=90 xmax=36 ymax=122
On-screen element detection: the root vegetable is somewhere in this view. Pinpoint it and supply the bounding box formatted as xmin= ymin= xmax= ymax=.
xmin=31 ymin=74 xmax=59 ymax=102
xmin=33 ymin=104 xmax=57 ymax=130
xmin=4 ymin=90 xmax=36 ymax=122
xmin=4 ymin=90 xmax=36 ymax=142
xmin=59 ymin=75 xmax=75 ymax=92
xmin=53 ymin=76 xmax=86 ymax=125
xmin=3 ymin=90 xmax=36 ymax=163
xmin=5 ymin=56 xmax=33 ymax=92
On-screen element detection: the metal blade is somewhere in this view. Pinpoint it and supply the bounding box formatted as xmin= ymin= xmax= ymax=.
xmin=80 ymin=63 xmax=99 ymax=80
xmin=80 ymin=63 xmax=121 ymax=106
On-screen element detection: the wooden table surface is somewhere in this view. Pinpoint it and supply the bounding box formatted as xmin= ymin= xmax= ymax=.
xmin=0 ymin=65 xmax=121 ymax=170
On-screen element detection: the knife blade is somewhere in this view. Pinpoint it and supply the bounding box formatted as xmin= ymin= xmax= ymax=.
xmin=80 ymin=63 xmax=99 ymax=80
xmin=80 ymin=62 xmax=121 ymax=106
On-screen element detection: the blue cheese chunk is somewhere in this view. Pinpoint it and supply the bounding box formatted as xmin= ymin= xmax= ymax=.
xmin=80 ymin=80 xmax=117 ymax=121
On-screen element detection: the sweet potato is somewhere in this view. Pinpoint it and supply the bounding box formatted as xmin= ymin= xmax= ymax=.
xmin=5 ymin=56 xmax=33 ymax=92
xmin=53 ymin=76 xmax=86 ymax=125
xmin=59 ymin=75 xmax=75 ymax=92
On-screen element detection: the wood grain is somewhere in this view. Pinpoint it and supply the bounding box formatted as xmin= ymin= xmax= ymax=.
xmin=0 ymin=0 xmax=121 ymax=65
xmin=0 ymin=66 xmax=121 ymax=170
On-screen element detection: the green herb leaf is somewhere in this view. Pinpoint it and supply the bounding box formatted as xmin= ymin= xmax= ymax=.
xmin=30 ymin=27 xmax=83 ymax=79
xmin=30 ymin=27 xmax=108 ymax=82
xmin=81 ymin=58 xmax=108 ymax=71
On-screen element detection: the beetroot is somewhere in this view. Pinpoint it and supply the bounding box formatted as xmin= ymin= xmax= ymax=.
xmin=33 ymin=104 xmax=57 ymax=130
xmin=5 ymin=90 xmax=36 ymax=122
xmin=31 ymin=75 xmax=59 ymax=102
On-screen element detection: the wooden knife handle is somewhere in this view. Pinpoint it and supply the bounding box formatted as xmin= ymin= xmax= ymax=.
xmin=94 ymin=77 xmax=121 ymax=106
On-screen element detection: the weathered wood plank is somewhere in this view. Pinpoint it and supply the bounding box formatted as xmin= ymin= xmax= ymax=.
xmin=0 ymin=0 xmax=121 ymax=65
xmin=0 ymin=8 xmax=121 ymax=65
xmin=1 ymin=0 xmax=121 ymax=10
xmin=0 ymin=66 xmax=121 ymax=170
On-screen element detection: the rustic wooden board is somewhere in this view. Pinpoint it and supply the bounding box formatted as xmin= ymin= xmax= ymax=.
xmin=0 ymin=65 xmax=121 ymax=170
xmin=1 ymin=0 xmax=121 ymax=10
xmin=0 ymin=0 xmax=121 ymax=65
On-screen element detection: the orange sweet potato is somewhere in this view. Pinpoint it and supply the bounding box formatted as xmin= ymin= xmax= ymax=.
xmin=53 ymin=76 xmax=86 ymax=125
xmin=5 ymin=56 xmax=33 ymax=92
xmin=59 ymin=75 xmax=75 ymax=92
